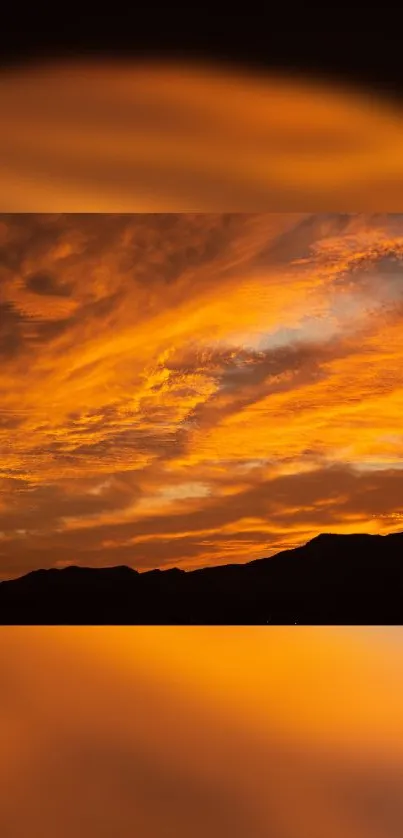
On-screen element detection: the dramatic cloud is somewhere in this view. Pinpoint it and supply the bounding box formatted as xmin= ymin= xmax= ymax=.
xmin=1 ymin=213 xmax=403 ymax=577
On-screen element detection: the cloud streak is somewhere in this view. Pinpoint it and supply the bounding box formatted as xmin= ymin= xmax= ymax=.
xmin=1 ymin=213 xmax=403 ymax=577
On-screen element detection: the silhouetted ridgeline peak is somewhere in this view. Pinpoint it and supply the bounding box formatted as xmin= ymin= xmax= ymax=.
xmin=0 ymin=531 xmax=402 ymax=624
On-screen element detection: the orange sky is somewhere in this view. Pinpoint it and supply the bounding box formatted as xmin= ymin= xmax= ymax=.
xmin=1 ymin=212 xmax=403 ymax=577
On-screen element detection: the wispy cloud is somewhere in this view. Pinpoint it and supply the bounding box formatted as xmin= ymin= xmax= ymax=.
xmin=1 ymin=213 xmax=403 ymax=577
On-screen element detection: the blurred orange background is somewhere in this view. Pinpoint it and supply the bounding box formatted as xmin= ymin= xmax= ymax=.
xmin=1 ymin=626 xmax=403 ymax=837
xmin=2 ymin=60 xmax=403 ymax=210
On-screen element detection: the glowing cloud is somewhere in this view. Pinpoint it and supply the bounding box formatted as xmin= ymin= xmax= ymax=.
xmin=1 ymin=213 xmax=403 ymax=577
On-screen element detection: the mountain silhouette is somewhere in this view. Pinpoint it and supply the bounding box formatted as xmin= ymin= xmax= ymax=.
xmin=0 ymin=531 xmax=402 ymax=624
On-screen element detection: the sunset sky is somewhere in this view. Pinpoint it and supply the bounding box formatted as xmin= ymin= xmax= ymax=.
xmin=1 ymin=212 xmax=403 ymax=579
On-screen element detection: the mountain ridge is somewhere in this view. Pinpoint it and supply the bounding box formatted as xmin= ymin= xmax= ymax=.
xmin=0 ymin=531 xmax=402 ymax=624
xmin=2 ymin=530 xmax=397 ymax=584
